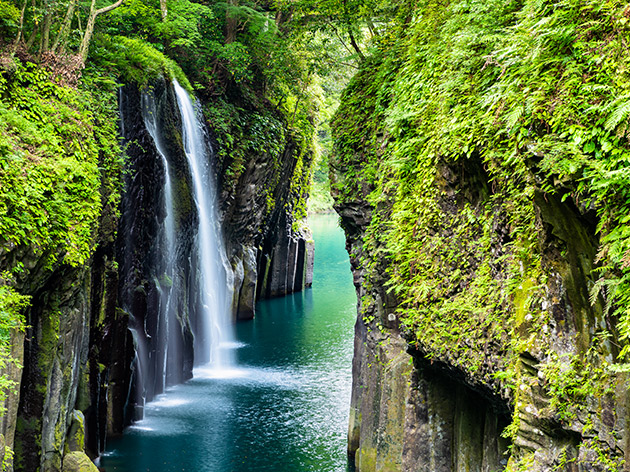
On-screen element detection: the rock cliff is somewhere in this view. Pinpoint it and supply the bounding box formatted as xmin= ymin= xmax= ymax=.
xmin=332 ymin=3 xmax=630 ymax=470
xmin=210 ymin=90 xmax=315 ymax=321
xmin=0 ymin=60 xmax=314 ymax=471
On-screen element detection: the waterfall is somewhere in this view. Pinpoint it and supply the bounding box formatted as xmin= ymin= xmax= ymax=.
xmin=173 ymin=80 xmax=235 ymax=370
xmin=142 ymin=91 xmax=177 ymax=393
xmin=119 ymin=82 xmax=235 ymax=425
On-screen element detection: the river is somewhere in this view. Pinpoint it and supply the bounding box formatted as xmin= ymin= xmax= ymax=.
xmin=100 ymin=213 xmax=356 ymax=472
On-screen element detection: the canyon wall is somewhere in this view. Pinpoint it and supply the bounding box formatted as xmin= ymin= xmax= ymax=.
xmin=0 ymin=64 xmax=313 ymax=471
xmin=332 ymin=3 xmax=630 ymax=469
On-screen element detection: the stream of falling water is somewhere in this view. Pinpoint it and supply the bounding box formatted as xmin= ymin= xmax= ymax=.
xmin=126 ymin=82 xmax=236 ymax=417
xmin=142 ymin=91 xmax=177 ymax=394
xmin=173 ymin=80 xmax=235 ymax=371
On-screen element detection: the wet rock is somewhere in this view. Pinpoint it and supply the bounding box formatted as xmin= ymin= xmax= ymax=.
xmin=236 ymin=247 xmax=258 ymax=321
xmin=0 ymin=329 xmax=24 ymax=472
xmin=65 ymin=411 xmax=86 ymax=453
xmin=304 ymin=238 xmax=315 ymax=288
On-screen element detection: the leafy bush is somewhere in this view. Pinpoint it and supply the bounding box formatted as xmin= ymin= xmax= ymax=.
xmin=0 ymin=61 xmax=104 ymax=267
xmin=0 ymin=0 xmax=19 ymax=40
xmin=89 ymin=35 xmax=192 ymax=90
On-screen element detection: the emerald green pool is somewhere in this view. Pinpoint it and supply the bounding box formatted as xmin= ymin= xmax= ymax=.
xmin=101 ymin=213 xmax=357 ymax=472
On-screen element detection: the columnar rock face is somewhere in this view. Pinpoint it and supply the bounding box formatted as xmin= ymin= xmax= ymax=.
xmin=338 ymin=193 xmax=510 ymax=472
xmin=0 ymin=108 xmax=122 ymax=472
xmin=0 ymin=330 xmax=24 ymax=470
xmin=216 ymin=108 xmax=314 ymax=320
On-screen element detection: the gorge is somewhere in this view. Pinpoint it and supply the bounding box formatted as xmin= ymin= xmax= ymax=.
xmin=4 ymin=1 xmax=630 ymax=472
xmin=100 ymin=214 xmax=355 ymax=472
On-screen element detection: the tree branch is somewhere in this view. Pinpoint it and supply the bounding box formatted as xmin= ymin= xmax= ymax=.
xmin=95 ymin=0 xmax=125 ymax=16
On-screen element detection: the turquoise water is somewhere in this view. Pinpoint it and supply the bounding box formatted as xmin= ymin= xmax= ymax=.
xmin=101 ymin=214 xmax=357 ymax=472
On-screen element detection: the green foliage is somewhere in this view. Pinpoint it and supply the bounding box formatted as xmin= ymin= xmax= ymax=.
xmin=332 ymin=0 xmax=630 ymax=466
xmin=89 ymin=35 xmax=192 ymax=91
xmin=0 ymin=284 xmax=27 ymax=349
xmin=0 ymin=61 xmax=105 ymax=267
xmin=205 ymin=99 xmax=286 ymax=184
xmin=101 ymin=0 xmax=216 ymax=61
xmin=0 ymin=0 xmax=19 ymax=38
xmin=96 ymin=0 xmax=323 ymax=224
xmin=273 ymin=0 xmax=404 ymax=60
xmin=308 ymin=150 xmax=334 ymax=213
xmin=331 ymin=53 xmax=389 ymax=203
xmin=334 ymin=0 xmax=630 ymax=370
xmin=539 ymin=351 xmax=607 ymax=422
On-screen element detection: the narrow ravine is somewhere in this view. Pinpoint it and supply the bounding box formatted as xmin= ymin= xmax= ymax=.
xmin=100 ymin=213 xmax=356 ymax=471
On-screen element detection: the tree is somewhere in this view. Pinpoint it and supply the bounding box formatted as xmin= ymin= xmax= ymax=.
xmin=272 ymin=0 xmax=387 ymax=61
xmin=0 ymin=0 xmax=125 ymax=64
xmin=79 ymin=0 xmax=126 ymax=63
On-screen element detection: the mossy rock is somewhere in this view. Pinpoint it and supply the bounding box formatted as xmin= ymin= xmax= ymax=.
xmin=62 ymin=451 xmax=98 ymax=472
xmin=65 ymin=410 xmax=86 ymax=454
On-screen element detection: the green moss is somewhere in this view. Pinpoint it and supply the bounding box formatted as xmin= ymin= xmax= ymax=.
xmin=0 ymin=57 xmax=125 ymax=467
xmin=331 ymin=53 xmax=389 ymax=206
xmin=61 ymin=451 xmax=99 ymax=472
xmin=358 ymin=447 xmax=377 ymax=472
xmin=39 ymin=308 xmax=60 ymax=349
xmin=0 ymin=60 xmax=124 ymax=270
xmin=513 ymin=278 xmax=537 ymax=327
xmin=13 ymin=416 xmax=39 ymax=471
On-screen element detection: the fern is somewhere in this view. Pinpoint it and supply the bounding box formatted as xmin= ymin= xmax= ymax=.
xmin=505 ymin=104 xmax=524 ymax=130
xmin=604 ymin=95 xmax=630 ymax=131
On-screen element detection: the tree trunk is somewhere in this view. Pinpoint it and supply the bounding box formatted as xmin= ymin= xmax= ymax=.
xmin=225 ymin=0 xmax=238 ymax=43
xmin=347 ymin=28 xmax=364 ymax=60
xmin=41 ymin=13 xmax=51 ymax=53
xmin=160 ymin=0 xmax=167 ymax=20
xmin=52 ymin=0 xmax=78 ymax=54
xmin=78 ymin=0 xmax=97 ymax=62
xmin=24 ymin=0 xmax=38 ymax=51
xmin=12 ymin=0 xmax=27 ymax=51
xmin=366 ymin=17 xmax=379 ymax=38
xmin=342 ymin=0 xmax=364 ymax=60
xmin=79 ymin=0 xmax=125 ymax=64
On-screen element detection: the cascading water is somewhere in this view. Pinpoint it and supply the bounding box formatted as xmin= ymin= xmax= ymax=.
xmin=142 ymin=91 xmax=177 ymax=394
xmin=118 ymin=81 xmax=235 ymax=428
xmin=173 ymin=80 xmax=235 ymax=371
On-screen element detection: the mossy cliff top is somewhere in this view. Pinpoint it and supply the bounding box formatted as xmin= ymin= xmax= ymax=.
xmin=332 ymin=1 xmax=630 ymax=470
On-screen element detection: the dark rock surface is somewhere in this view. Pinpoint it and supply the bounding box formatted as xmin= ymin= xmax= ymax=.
xmin=116 ymin=81 xmax=196 ymax=411
xmin=215 ymin=111 xmax=314 ymax=317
